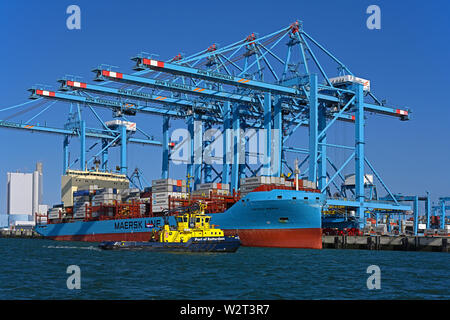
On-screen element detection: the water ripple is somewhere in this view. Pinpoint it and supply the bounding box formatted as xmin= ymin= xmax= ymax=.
xmin=0 ymin=239 xmax=448 ymax=299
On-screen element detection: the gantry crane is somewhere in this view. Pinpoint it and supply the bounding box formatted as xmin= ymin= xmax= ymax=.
xmin=4 ymin=21 xmax=421 ymax=229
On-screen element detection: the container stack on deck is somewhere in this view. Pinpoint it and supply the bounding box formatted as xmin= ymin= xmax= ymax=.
xmin=151 ymin=178 xmax=188 ymax=213
xmin=192 ymin=183 xmax=230 ymax=197
xmin=47 ymin=206 xmax=63 ymax=220
xmin=73 ymin=187 xmax=97 ymax=219
xmin=239 ymin=176 xmax=317 ymax=197
xmin=240 ymin=176 xmax=286 ymax=197
xmin=45 ymin=185 xmax=154 ymax=223
xmin=92 ymin=188 xmax=121 ymax=206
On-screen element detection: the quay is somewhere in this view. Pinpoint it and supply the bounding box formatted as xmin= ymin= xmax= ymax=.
xmin=322 ymin=235 xmax=448 ymax=252
xmin=1 ymin=229 xmax=448 ymax=252
xmin=0 ymin=229 xmax=44 ymax=239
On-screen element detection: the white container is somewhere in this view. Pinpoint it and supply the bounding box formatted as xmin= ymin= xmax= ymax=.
xmin=329 ymin=75 xmax=370 ymax=92
xmin=344 ymin=174 xmax=374 ymax=186
xmin=241 ymin=176 xmax=270 ymax=185
xmin=240 ymin=184 xmax=261 ymax=192
xmin=219 ymin=184 xmax=230 ymax=190
xmin=73 ymin=212 xmax=86 ymax=218
xmin=105 ymin=119 xmax=137 ymax=131
xmin=152 ymin=205 xmax=168 ymax=212
xmin=269 ymin=177 xmax=285 ymax=185
xmin=152 ymin=185 xmax=187 ymax=193
xmin=152 ymin=198 xmax=169 ymax=206
xmin=48 ymin=213 xmax=60 ymax=220
xmin=197 ymin=183 xmax=216 ymax=190
xmin=152 ymin=192 xmax=171 ymax=199
xmin=152 ymin=178 xmax=186 ymax=186
xmin=152 ymin=192 xmax=187 ymax=199
xmin=216 ymin=189 xmax=230 ymax=196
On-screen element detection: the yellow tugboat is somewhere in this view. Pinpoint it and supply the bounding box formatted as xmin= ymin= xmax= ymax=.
xmin=99 ymin=203 xmax=241 ymax=252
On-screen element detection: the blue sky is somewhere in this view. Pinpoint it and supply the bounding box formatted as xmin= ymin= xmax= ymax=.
xmin=0 ymin=0 xmax=449 ymax=211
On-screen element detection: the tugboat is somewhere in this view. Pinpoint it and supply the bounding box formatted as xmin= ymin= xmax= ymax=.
xmin=98 ymin=203 xmax=241 ymax=252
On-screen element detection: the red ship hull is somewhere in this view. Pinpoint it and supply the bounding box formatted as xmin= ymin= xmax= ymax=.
xmin=224 ymin=228 xmax=322 ymax=249
xmin=48 ymin=228 xmax=322 ymax=249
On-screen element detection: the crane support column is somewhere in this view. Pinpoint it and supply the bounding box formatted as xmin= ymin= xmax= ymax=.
xmin=222 ymin=101 xmax=231 ymax=185
xmin=101 ymin=138 xmax=108 ymax=171
xmin=193 ymin=119 xmax=203 ymax=187
xmin=354 ymin=83 xmax=366 ymax=228
xmin=231 ymin=105 xmax=240 ymax=192
xmin=63 ymin=135 xmax=69 ymax=174
xmin=263 ymin=92 xmax=272 ymax=176
xmin=308 ymin=74 xmax=318 ymax=183
xmin=80 ymin=120 xmax=86 ymax=171
xmin=120 ymin=124 xmax=127 ymax=175
xmin=441 ymin=200 xmax=446 ymax=229
xmin=273 ymin=98 xmax=282 ymax=177
xmin=204 ymin=122 xmax=212 ymax=183
xmin=318 ymin=104 xmax=327 ymax=190
xmin=187 ymin=116 xmax=194 ymax=185
xmin=162 ymin=116 xmax=169 ymax=179
xmin=413 ymin=195 xmax=419 ymax=235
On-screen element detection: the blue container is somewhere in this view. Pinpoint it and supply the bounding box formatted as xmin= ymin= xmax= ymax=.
xmin=73 ymin=190 xmax=90 ymax=197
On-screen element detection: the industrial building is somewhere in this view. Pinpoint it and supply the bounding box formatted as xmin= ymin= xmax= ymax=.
xmin=4 ymin=162 xmax=47 ymax=229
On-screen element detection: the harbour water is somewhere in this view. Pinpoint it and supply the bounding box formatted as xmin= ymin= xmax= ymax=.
xmin=0 ymin=238 xmax=448 ymax=300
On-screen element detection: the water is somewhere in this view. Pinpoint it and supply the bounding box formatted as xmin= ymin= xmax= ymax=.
xmin=0 ymin=238 xmax=448 ymax=300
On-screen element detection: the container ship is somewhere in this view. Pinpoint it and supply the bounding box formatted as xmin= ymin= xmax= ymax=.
xmin=34 ymin=170 xmax=325 ymax=249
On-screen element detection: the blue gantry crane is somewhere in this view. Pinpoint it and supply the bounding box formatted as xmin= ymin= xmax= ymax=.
xmin=3 ymin=20 xmax=433 ymax=230
xmin=432 ymin=197 xmax=450 ymax=230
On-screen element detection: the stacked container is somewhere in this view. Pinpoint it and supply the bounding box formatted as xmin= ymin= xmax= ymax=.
xmin=240 ymin=176 xmax=286 ymax=197
xmin=92 ymin=188 xmax=120 ymax=206
xmin=151 ymin=179 xmax=188 ymax=213
xmin=121 ymin=188 xmax=141 ymax=203
xmin=73 ymin=195 xmax=90 ymax=219
xmin=293 ymin=179 xmax=316 ymax=189
xmin=239 ymin=176 xmax=317 ymax=197
xmin=193 ymin=183 xmax=230 ymax=197
xmin=73 ymin=186 xmax=98 ymax=219
xmin=47 ymin=206 xmax=62 ymax=220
